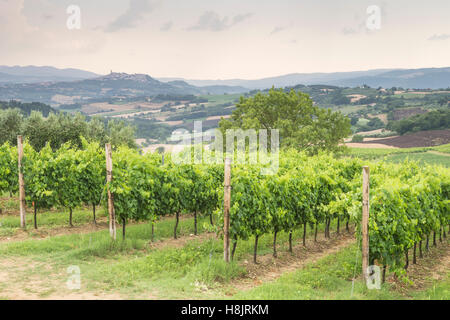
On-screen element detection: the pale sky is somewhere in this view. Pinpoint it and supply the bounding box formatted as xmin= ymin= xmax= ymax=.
xmin=0 ymin=0 xmax=449 ymax=79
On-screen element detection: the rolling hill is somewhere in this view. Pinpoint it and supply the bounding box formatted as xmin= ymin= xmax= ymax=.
xmin=0 ymin=65 xmax=101 ymax=83
xmin=159 ymin=67 xmax=450 ymax=90
xmin=0 ymin=72 xmax=248 ymax=106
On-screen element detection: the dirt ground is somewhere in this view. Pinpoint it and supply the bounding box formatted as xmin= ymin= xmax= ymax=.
xmin=0 ymin=256 xmax=126 ymax=300
xmin=345 ymin=143 xmax=398 ymax=149
xmin=0 ymin=225 xmax=448 ymax=300
xmin=228 ymin=231 xmax=355 ymax=293
xmin=387 ymin=240 xmax=449 ymax=296
xmin=358 ymin=130 xmax=450 ymax=148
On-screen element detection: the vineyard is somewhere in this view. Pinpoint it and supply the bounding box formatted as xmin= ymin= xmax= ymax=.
xmin=0 ymin=139 xmax=449 ymax=299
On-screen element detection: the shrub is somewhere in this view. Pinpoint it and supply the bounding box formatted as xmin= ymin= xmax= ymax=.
xmin=351 ymin=135 xmax=364 ymax=142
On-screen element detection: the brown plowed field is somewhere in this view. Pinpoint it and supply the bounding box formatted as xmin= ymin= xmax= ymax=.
xmin=359 ymin=129 xmax=450 ymax=148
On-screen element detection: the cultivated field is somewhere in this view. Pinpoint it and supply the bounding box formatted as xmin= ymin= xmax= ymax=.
xmin=357 ymin=130 xmax=450 ymax=148
xmin=0 ymin=145 xmax=448 ymax=300
xmin=0 ymin=206 xmax=448 ymax=300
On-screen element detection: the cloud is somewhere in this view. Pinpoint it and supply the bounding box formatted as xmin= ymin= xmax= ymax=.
xmin=105 ymin=0 xmax=161 ymax=32
xmin=188 ymin=11 xmax=252 ymax=32
xmin=428 ymin=34 xmax=450 ymax=41
xmin=270 ymin=26 xmax=286 ymax=35
xmin=231 ymin=13 xmax=252 ymax=25
xmin=0 ymin=0 xmax=105 ymax=57
xmin=160 ymin=21 xmax=173 ymax=32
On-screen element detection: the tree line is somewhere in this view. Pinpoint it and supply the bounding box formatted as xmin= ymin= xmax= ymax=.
xmin=0 ymin=108 xmax=137 ymax=150
xmin=386 ymin=109 xmax=450 ymax=135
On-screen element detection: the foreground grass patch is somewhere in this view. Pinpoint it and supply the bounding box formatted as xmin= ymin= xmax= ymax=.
xmin=0 ymin=216 xmax=341 ymax=299
xmin=0 ymin=215 xmax=212 ymax=259
xmin=86 ymin=238 xmax=246 ymax=296
xmin=233 ymin=243 xmax=450 ymax=300
xmin=233 ymin=245 xmax=401 ymax=300
xmin=0 ymin=208 xmax=98 ymax=230
xmin=385 ymin=152 xmax=450 ymax=167
xmin=410 ymin=276 xmax=450 ymax=300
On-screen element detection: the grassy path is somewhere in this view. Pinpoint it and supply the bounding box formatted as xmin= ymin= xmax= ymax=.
xmin=232 ymin=239 xmax=449 ymax=300
xmin=0 ymin=210 xmax=447 ymax=300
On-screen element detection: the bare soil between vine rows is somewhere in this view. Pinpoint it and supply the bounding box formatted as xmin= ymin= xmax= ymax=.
xmin=226 ymin=231 xmax=356 ymax=294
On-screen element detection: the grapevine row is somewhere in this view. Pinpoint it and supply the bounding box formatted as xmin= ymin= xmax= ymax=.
xmin=0 ymin=140 xmax=448 ymax=273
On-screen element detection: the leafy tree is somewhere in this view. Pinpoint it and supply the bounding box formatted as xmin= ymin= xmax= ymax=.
xmin=46 ymin=112 xmax=88 ymax=149
xmin=86 ymin=117 xmax=107 ymax=145
xmin=219 ymin=88 xmax=351 ymax=154
xmin=351 ymin=134 xmax=364 ymax=142
xmin=350 ymin=117 xmax=359 ymax=126
xmin=387 ymin=109 xmax=450 ymax=135
xmin=0 ymin=100 xmax=55 ymax=116
xmin=21 ymin=111 xmax=52 ymax=151
xmin=0 ymin=109 xmax=23 ymax=145
xmin=12 ymin=109 xmax=137 ymax=151
xmin=107 ymin=119 xmax=137 ymax=149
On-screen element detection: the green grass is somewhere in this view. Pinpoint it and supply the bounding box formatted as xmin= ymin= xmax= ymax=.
xmin=198 ymin=94 xmax=241 ymax=107
xmin=385 ymin=152 xmax=450 ymax=167
xmin=0 ymin=213 xmax=447 ymax=299
xmin=0 ymin=227 xmax=15 ymax=237
xmin=232 ymin=244 xmax=450 ymax=300
xmin=330 ymin=105 xmax=365 ymax=115
xmin=0 ymin=207 xmax=98 ymax=230
xmin=0 ymin=214 xmax=213 ymax=258
xmin=433 ymin=144 xmax=450 ymax=154
xmin=345 ymin=143 xmax=450 ymax=167
xmin=94 ymin=109 xmax=141 ymax=116
xmin=0 ymin=216 xmax=342 ymax=298
xmin=48 ymin=222 xmax=338 ymax=298
xmin=0 ymin=197 xmax=18 ymax=212
xmin=410 ymin=275 xmax=450 ymax=300
xmin=341 ymin=88 xmax=378 ymax=96
xmin=356 ymin=118 xmax=370 ymax=126
xmin=84 ymin=238 xmax=246 ymax=298
xmin=346 ymin=146 xmax=427 ymax=160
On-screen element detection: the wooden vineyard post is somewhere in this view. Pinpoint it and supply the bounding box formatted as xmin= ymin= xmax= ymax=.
xmin=362 ymin=166 xmax=370 ymax=282
xmin=17 ymin=136 xmax=26 ymax=229
xmin=223 ymin=157 xmax=231 ymax=262
xmin=105 ymin=143 xmax=116 ymax=240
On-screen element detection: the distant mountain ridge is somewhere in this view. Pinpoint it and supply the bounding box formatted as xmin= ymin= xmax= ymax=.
xmin=0 ymin=72 xmax=248 ymax=105
xmin=1 ymin=65 xmax=449 ymax=90
xmin=158 ymin=67 xmax=450 ymax=89
xmin=0 ymin=66 xmax=448 ymax=106
xmin=0 ymin=65 xmax=100 ymax=83
xmin=328 ymin=67 xmax=450 ymax=89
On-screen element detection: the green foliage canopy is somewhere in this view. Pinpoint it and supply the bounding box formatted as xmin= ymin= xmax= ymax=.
xmin=219 ymin=88 xmax=352 ymax=154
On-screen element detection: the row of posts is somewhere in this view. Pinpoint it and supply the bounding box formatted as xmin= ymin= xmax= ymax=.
xmin=17 ymin=136 xmax=117 ymax=240
xmin=16 ymin=136 xmax=370 ymax=281
xmin=221 ymin=158 xmax=370 ymax=283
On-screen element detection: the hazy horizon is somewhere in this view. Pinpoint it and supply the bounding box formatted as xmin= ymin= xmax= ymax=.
xmin=1 ymin=0 xmax=449 ymax=79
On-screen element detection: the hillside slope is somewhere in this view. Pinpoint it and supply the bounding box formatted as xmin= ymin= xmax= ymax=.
xmin=0 ymin=72 xmax=248 ymax=105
